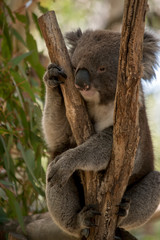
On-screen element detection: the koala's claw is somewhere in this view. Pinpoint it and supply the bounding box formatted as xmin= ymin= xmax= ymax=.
xmin=44 ymin=63 xmax=67 ymax=88
xmin=117 ymin=197 xmax=130 ymax=217
xmin=48 ymin=63 xmax=67 ymax=79
xmin=114 ymin=236 xmax=121 ymax=240
xmin=78 ymin=205 xmax=100 ymax=231
xmin=47 ymin=79 xmax=63 ymax=88
xmin=81 ymin=228 xmax=90 ymax=238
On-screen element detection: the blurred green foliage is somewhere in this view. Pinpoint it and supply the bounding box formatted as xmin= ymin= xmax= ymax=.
xmin=0 ymin=1 xmax=48 ymax=230
xmin=132 ymin=220 xmax=160 ymax=240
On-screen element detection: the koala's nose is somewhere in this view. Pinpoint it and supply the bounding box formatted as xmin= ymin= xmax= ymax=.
xmin=75 ymin=69 xmax=90 ymax=90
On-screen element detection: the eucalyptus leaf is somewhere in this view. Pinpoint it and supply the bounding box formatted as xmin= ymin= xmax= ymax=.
xmin=17 ymin=142 xmax=37 ymax=183
xmin=0 ymin=180 xmax=14 ymax=187
xmin=11 ymin=70 xmax=35 ymax=101
xmin=11 ymin=27 xmax=26 ymax=46
xmin=4 ymin=2 xmax=15 ymax=22
xmin=1 ymin=37 xmax=11 ymax=60
xmin=0 ymin=207 xmax=8 ymax=224
xmin=1 ymin=1 xmax=47 ymax=219
xmin=15 ymin=13 xmax=27 ymax=23
xmin=32 ymin=13 xmax=42 ymax=37
xmin=6 ymin=189 xmax=25 ymax=233
xmin=9 ymin=52 xmax=32 ymax=66
xmin=0 ymin=188 xmax=8 ymax=200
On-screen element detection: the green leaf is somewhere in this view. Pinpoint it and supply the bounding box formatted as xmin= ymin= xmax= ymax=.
xmin=26 ymin=31 xmax=39 ymax=64
xmin=37 ymin=2 xmax=48 ymax=14
xmin=0 ymin=135 xmax=15 ymax=182
xmin=0 ymin=136 xmax=11 ymax=178
xmin=0 ymin=188 xmax=8 ymax=200
xmin=6 ymin=189 xmax=25 ymax=233
xmin=25 ymin=31 xmax=45 ymax=78
xmin=15 ymin=13 xmax=27 ymax=23
xmin=14 ymin=107 xmax=29 ymax=138
xmin=11 ymin=70 xmax=35 ymax=101
xmin=27 ymin=169 xmax=45 ymax=196
xmin=17 ymin=143 xmax=44 ymax=196
xmin=0 ymin=180 xmax=14 ymax=187
xmin=11 ymin=27 xmax=26 ymax=46
xmin=25 ymin=149 xmax=35 ymax=171
xmin=0 ymin=128 xmax=11 ymax=135
xmin=1 ymin=37 xmax=11 ymax=60
xmin=3 ymin=21 xmax=12 ymax=54
xmin=0 ymin=207 xmax=8 ymax=224
xmin=32 ymin=12 xmax=42 ymax=37
xmin=4 ymin=2 xmax=15 ymax=23
xmin=17 ymin=143 xmax=37 ymax=182
xmin=10 ymin=71 xmax=25 ymax=110
xmin=9 ymin=51 xmax=32 ymax=66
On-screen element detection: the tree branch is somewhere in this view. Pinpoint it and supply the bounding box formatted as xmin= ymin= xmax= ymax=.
xmin=91 ymin=0 xmax=148 ymax=239
xmin=38 ymin=12 xmax=94 ymax=145
xmin=38 ymin=12 xmax=95 ymax=198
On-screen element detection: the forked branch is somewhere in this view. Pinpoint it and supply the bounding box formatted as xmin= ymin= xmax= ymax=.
xmin=38 ymin=0 xmax=148 ymax=238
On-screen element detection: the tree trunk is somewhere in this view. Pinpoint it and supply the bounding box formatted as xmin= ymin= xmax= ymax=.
xmin=91 ymin=1 xmax=149 ymax=239
xmin=38 ymin=0 xmax=148 ymax=238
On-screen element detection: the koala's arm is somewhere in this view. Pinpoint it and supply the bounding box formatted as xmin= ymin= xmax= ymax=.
xmin=42 ymin=64 xmax=75 ymax=157
xmin=74 ymin=127 xmax=113 ymax=171
xmin=47 ymin=127 xmax=113 ymax=186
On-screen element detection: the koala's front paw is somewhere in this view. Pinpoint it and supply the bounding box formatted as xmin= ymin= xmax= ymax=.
xmin=47 ymin=151 xmax=75 ymax=187
xmin=43 ymin=63 xmax=67 ymax=88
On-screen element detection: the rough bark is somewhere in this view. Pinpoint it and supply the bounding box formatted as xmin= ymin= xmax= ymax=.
xmin=38 ymin=12 xmax=96 ymax=197
xmin=38 ymin=12 xmax=94 ymax=145
xmin=38 ymin=0 xmax=148 ymax=238
xmin=91 ymin=0 xmax=148 ymax=239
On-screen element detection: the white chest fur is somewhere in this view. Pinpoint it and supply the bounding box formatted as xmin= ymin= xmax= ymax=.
xmin=81 ymin=89 xmax=114 ymax=132
xmin=87 ymin=101 xmax=114 ymax=132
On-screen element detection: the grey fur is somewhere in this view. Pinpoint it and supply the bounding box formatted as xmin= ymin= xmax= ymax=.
xmin=143 ymin=32 xmax=160 ymax=80
xmin=42 ymin=29 xmax=160 ymax=238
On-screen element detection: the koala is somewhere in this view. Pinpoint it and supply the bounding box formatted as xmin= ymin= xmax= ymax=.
xmin=42 ymin=29 xmax=160 ymax=238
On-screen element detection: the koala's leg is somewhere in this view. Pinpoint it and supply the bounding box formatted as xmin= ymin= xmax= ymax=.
xmin=46 ymin=174 xmax=99 ymax=238
xmin=118 ymin=171 xmax=160 ymax=230
xmin=42 ymin=64 xmax=75 ymax=156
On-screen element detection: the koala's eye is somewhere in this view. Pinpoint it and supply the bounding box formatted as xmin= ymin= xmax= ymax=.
xmin=98 ymin=66 xmax=106 ymax=73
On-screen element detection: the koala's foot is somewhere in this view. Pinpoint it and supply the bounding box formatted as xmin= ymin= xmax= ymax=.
xmin=118 ymin=197 xmax=130 ymax=217
xmin=43 ymin=63 xmax=67 ymax=88
xmin=117 ymin=197 xmax=130 ymax=226
xmin=77 ymin=205 xmax=101 ymax=238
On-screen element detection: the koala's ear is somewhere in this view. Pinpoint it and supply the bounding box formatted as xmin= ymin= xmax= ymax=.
xmin=142 ymin=32 xmax=160 ymax=81
xmin=65 ymin=28 xmax=83 ymax=55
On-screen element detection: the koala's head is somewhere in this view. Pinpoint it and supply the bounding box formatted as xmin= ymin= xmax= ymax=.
xmin=66 ymin=29 xmax=159 ymax=104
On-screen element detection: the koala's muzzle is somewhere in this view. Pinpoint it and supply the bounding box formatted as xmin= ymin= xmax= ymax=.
xmin=75 ymin=69 xmax=90 ymax=90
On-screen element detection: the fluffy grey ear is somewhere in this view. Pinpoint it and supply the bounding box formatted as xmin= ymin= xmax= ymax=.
xmin=142 ymin=32 xmax=160 ymax=81
xmin=65 ymin=28 xmax=83 ymax=55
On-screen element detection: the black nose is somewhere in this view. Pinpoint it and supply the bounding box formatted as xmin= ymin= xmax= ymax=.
xmin=75 ymin=69 xmax=90 ymax=90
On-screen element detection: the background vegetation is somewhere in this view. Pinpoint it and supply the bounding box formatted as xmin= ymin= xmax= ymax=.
xmin=0 ymin=0 xmax=160 ymax=239
xmin=0 ymin=1 xmax=48 ymax=232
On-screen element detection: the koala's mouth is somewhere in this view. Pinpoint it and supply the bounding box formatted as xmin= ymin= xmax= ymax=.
xmin=75 ymin=84 xmax=90 ymax=91
xmin=76 ymin=85 xmax=97 ymax=99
